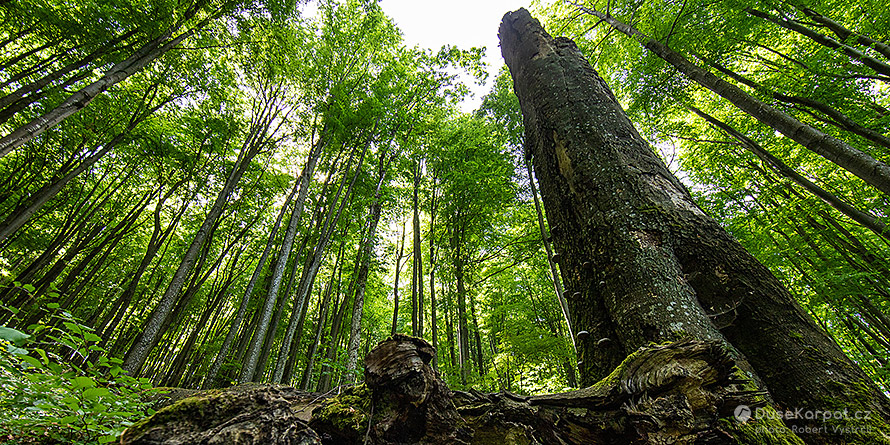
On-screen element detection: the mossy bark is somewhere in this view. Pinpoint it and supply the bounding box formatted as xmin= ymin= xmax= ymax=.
xmin=498 ymin=8 xmax=890 ymax=444
xmin=122 ymin=335 xmax=807 ymax=444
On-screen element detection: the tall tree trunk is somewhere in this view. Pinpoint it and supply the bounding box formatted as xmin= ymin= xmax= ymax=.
xmin=202 ymin=175 xmax=301 ymax=388
xmin=271 ymin=135 xmax=370 ymax=383
xmin=97 ymin=181 xmax=192 ymax=342
xmin=239 ymin=135 xmax=324 ymax=382
xmin=428 ymin=175 xmax=439 ymax=368
xmin=299 ymin=242 xmax=343 ymax=390
xmin=526 ymin=156 xmax=574 ymax=345
xmin=122 ymin=135 xmax=262 ymax=376
xmin=452 ymin=223 xmax=470 ymax=385
xmin=391 ymin=220 xmax=406 ymax=335
xmin=500 ymin=9 xmax=890 ymax=442
xmin=0 ymin=0 xmax=229 ymax=157
xmin=343 ymin=199 xmax=382 ymax=381
xmin=567 ymin=3 xmax=890 ymax=195
xmin=702 ymin=59 xmax=890 ymax=152
xmin=411 ymin=160 xmax=424 ymax=338
xmin=688 ymin=105 xmax=889 ymax=239
xmin=0 ymin=88 xmax=169 ymax=243
xmin=344 ymin=149 xmax=392 ymax=380
xmin=744 ymin=8 xmax=890 ymax=79
xmin=797 ymin=6 xmax=890 ymax=60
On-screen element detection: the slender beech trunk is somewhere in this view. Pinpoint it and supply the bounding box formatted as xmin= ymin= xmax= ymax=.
xmin=122 ymin=137 xmax=262 ymax=375
xmin=238 ymin=134 xmax=325 ymax=382
xmin=526 ymin=156 xmax=573 ymax=344
xmin=98 ymin=181 xmax=192 ymax=341
xmin=501 ymin=9 xmax=890 ymax=442
xmin=443 ymin=281 xmax=456 ymax=370
xmin=688 ymin=105 xmax=889 ymax=239
xmin=344 ymin=150 xmax=392 ymax=380
xmin=0 ymin=0 xmax=231 ymax=157
xmin=411 ymin=161 xmax=424 ymax=338
xmin=744 ymin=8 xmax=890 ymax=79
xmin=202 ymin=175 xmax=300 ymax=388
xmin=703 ymin=59 xmax=890 ymax=152
xmin=0 ymin=28 xmax=139 ymax=122
xmin=452 ymin=223 xmax=470 ymax=384
xmin=271 ymin=135 xmax=370 ymax=383
xmin=468 ymin=292 xmax=484 ymax=376
xmin=0 ymin=88 xmax=170 ymax=243
xmin=797 ymin=7 xmax=890 ymax=60
xmin=428 ymin=175 xmax=439 ymax=368
xmin=299 ymin=242 xmax=342 ymax=390
xmin=391 ymin=220 xmax=406 ymax=335
xmin=566 ymin=3 xmax=890 ymax=195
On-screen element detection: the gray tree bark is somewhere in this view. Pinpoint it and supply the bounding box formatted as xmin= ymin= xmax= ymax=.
xmin=500 ymin=8 xmax=890 ymax=442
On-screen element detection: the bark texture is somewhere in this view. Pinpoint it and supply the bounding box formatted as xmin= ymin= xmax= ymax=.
xmin=499 ymin=8 xmax=890 ymax=444
xmin=121 ymin=335 xmax=781 ymax=445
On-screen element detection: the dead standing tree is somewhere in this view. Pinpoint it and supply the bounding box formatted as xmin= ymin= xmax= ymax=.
xmin=499 ymin=8 xmax=889 ymax=443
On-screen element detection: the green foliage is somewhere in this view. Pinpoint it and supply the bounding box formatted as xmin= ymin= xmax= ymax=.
xmin=0 ymin=302 xmax=160 ymax=444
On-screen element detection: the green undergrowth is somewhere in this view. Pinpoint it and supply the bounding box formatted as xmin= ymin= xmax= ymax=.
xmin=0 ymin=291 xmax=162 ymax=444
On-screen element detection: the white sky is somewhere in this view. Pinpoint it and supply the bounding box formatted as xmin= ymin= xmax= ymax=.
xmin=379 ymin=0 xmax=533 ymax=111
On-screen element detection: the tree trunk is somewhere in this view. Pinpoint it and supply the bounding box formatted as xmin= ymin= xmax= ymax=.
xmin=202 ymin=176 xmax=300 ymax=388
xmin=500 ymin=8 xmax=890 ymax=442
xmin=0 ymin=89 xmax=169 ymax=243
xmin=702 ymin=58 xmax=890 ymax=152
xmin=452 ymin=224 xmax=470 ymax=384
xmin=391 ymin=220 xmax=406 ymax=335
xmin=411 ymin=160 xmax=424 ymax=338
xmin=798 ymin=6 xmax=890 ymax=60
xmin=567 ymin=3 xmax=890 ymax=196
xmin=526 ymin=156 xmax=574 ymax=346
xmin=0 ymin=0 xmax=228 ymax=157
xmin=239 ymin=135 xmax=323 ymax=382
xmin=343 ymin=199 xmax=382 ymax=380
xmin=744 ymin=8 xmax=890 ymax=79
xmin=688 ymin=105 xmax=889 ymax=239
xmin=271 ymin=137 xmax=370 ymax=383
xmin=428 ymin=175 xmax=440 ymax=368
xmin=122 ymin=136 xmax=261 ymax=376
xmin=298 ymin=243 xmax=341 ymax=390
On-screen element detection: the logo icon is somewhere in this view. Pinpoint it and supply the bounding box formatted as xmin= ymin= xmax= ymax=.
xmin=734 ymin=405 xmax=752 ymax=423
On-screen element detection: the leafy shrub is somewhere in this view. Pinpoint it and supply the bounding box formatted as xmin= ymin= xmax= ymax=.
xmin=0 ymin=291 xmax=160 ymax=444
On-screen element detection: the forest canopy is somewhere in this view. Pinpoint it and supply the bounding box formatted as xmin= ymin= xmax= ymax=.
xmin=0 ymin=0 xmax=888 ymax=442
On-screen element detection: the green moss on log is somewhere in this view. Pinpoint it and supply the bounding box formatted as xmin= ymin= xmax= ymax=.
xmin=311 ymin=384 xmax=372 ymax=440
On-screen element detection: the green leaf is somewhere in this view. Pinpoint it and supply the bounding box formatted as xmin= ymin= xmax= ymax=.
xmin=59 ymin=415 xmax=79 ymax=425
xmin=19 ymin=354 xmax=43 ymax=369
xmin=46 ymin=302 xmax=60 ymax=309
xmin=84 ymin=332 xmax=102 ymax=342
xmin=22 ymin=283 xmax=35 ymax=293
xmin=83 ymin=387 xmax=111 ymax=400
xmin=63 ymin=321 xmax=83 ymax=335
xmin=0 ymin=326 xmax=30 ymax=346
xmin=72 ymin=375 xmax=95 ymax=389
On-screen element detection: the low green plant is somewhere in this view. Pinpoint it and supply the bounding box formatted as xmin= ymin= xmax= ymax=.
xmin=0 ymin=290 xmax=161 ymax=444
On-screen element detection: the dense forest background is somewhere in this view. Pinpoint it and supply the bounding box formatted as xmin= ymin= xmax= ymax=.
xmin=0 ymin=0 xmax=888 ymax=441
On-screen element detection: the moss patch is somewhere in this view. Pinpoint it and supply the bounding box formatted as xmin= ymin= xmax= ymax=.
xmin=310 ymin=384 xmax=373 ymax=441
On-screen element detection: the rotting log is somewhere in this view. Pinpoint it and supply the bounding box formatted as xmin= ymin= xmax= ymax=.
xmin=120 ymin=334 xmax=794 ymax=444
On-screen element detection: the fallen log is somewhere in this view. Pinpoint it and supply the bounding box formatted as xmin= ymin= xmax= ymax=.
xmin=120 ymin=334 xmax=796 ymax=444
